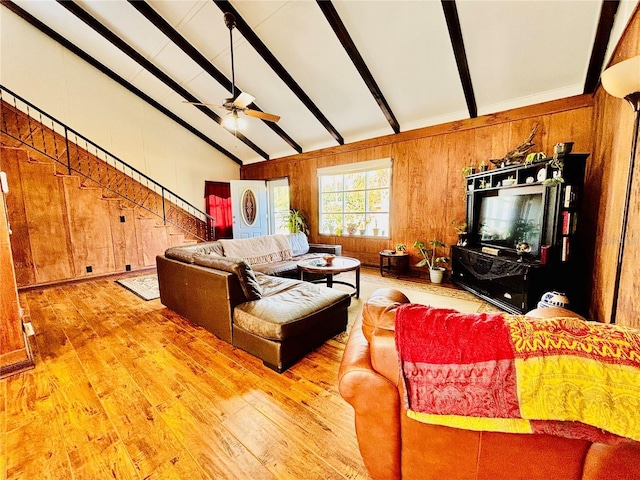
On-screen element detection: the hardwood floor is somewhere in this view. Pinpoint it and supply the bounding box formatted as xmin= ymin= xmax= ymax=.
xmin=1 ymin=276 xmax=370 ymax=480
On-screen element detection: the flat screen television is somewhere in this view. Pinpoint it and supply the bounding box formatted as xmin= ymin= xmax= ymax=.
xmin=475 ymin=187 xmax=544 ymax=256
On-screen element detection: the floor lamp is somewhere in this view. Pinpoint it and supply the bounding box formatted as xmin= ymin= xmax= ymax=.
xmin=601 ymin=55 xmax=640 ymax=324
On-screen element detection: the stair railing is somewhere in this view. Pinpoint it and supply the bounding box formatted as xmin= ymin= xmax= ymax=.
xmin=0 ymin=85 xmax=215 ymax=241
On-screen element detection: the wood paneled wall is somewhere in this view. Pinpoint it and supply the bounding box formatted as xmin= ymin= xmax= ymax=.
xmin=586 ymin=6 xmax=640 ymax=328
xmin=242 ymin=96 xmax=594 ymax=271
xmin=0 ymin=145 xmax=188 ymax=288
xmin=1 ymin=99 xmax=209 ymax=288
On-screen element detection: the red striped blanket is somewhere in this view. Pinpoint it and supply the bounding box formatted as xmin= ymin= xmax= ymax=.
xmin=395 ymin=304 xmax=640 ymax=444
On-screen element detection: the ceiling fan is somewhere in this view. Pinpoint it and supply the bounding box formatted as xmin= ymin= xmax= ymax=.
xmin=185 ymin=12 xmax=280 ymax=129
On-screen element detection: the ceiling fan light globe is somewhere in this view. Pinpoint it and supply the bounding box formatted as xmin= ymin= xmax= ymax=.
xmin=222 ymin=111 xmax=245 ymax=131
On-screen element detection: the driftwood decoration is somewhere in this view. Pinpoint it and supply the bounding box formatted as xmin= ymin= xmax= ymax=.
xmin=490 ymin=123 xmax=539 ymax=167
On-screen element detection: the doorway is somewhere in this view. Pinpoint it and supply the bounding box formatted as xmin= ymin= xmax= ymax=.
xmin=206 ymin=178 xmax=290 ymax=239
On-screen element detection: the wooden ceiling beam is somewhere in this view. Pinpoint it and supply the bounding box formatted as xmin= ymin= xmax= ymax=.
xmin=441 ymin=0 xmax=477 ymax=119
xmin=128 ymin=0 xmax=302 ymax=155
xmin=213 ymin=0 xmax=344 ymax=146
xmin=316 ymin=1 xmax=400 ymax=134
xmin=583 ymin=0 xmax=620 ymax=94
xmin=0 ymin=0 xmax=243 ymax=165
xmin=56 ymin=0 xmax=269 ymax=160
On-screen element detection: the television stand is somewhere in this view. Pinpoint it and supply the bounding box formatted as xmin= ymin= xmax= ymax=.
xmin=451 ymin=246 xmax=567 ymax=314
xmin=457 ymin=153 xmax=588 ymax=314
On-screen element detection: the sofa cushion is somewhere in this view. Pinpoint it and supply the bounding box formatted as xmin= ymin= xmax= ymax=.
xmin=234 ymin=283 xmax=350 ymax=341
xmin=193 ymin=254 xmax=262 ymax=300
xmin=253 ymin=260 xmax=300 ymax=278
xmin=255 ymin=273 xmax=302 ymax=296
xmin=165 ymin=241 xmax=224 ymax=263
xmin=287 ymin=232 xmax=310 ymax=256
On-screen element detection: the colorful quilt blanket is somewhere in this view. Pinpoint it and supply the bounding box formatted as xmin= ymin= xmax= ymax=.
xmin=395 ymin=304 xmax=640 ymax=443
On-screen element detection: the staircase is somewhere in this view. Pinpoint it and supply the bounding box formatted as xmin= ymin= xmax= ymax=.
xmin=0 ymin=86 xmax=213 ymax=288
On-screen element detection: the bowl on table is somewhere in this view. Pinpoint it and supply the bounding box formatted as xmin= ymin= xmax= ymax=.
xmin=322 ymin=254 xmax=336 ymax=266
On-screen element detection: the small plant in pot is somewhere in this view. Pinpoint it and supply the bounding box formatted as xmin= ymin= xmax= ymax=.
xmin=282 ymin=209 xmax=309 ymax=235
xmin=395 ymin=243 xmax=407 ymax=254
xmin=413 ymin=239 xmax=450 ymax=284
xmin=451 ymin=220 xmax=468 ymax=246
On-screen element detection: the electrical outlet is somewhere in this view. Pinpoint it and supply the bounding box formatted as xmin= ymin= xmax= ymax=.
xmin=120 ymin=215 xmax=126 ymax=223
xmin=86 ymin=266 xmax=93 ymax=273
xmin=23 ymin=322 xmax=35 ymax=336
xmin=125 ymin=264 xmax=131 ymax=271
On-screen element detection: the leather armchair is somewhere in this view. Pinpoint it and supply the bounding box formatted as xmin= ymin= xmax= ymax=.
xmin=338 ymin=288 xmax=640 ymax=480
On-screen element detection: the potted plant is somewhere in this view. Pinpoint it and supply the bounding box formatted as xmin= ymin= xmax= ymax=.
xmin=413 ymin=239 xmax=450 ymax=284
xmin=395 ymin=243 xmax=407 ymax=254
xmin=282 ymin=209 xmax=309 ymax=235
xmin=462 ymin=166 xmax=476 ymax=177
xmin=359 ymin=218 xmax=371 ymax=235
xmin=451 ymin=220 xmax=468 ymax=246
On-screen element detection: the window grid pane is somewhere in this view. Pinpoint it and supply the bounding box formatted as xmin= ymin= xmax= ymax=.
xmin=319 ymin=165 xmax=391 ymax=237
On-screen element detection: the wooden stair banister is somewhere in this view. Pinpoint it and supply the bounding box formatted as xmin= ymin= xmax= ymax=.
xmin=0 ymin=84 xmax=214 ymax=242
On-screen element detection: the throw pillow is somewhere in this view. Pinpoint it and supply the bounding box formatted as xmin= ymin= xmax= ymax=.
xmin=287 ymin=232 xmax=310 ymax=256
xmin=193 ymin=254 xmax=262 ymax=300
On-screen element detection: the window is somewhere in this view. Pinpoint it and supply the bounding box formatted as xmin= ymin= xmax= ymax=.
xmin=268 ymin=178 xmax=290 ymax=234
xmin=317 ymin=158 xmax=392 ymax=237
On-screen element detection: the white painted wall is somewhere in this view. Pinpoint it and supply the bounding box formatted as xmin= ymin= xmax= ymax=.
xmin=0 ymin=8 xmax=239 ymax=210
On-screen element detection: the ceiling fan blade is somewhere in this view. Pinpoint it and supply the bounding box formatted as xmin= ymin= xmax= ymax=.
xmin=245 ymin=109 xmax=280 ymax=123
xmin=233 ymin=92 xmax=255 ymax=109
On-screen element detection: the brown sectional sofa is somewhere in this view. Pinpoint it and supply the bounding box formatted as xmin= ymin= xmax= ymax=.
xmin=338 ymin=288 xmax=640 ymax=480
xmin=156 ymin=234 xmax=350 ymax=372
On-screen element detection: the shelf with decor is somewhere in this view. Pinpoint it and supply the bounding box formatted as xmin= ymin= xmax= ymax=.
xmin=464 ymin=155 xmax=582 ymax=192
xmin=456 ymin=153 xmax=588 ymax=314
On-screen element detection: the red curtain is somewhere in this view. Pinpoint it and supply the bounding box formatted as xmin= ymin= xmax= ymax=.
xmin=204 ymin=181 xmax=232 ymax=239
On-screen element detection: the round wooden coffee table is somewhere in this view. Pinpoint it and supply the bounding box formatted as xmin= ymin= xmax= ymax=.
xmin=297 ymin=256 xmax=361 ymax=298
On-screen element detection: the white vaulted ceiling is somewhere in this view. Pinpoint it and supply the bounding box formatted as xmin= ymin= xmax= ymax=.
xmin=2 ymin=0 xmax=637 ymax=165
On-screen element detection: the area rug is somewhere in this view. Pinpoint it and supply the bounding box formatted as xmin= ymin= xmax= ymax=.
xmin=116 ymin=274 xmax=160 ymax=301
xmin=114 ymin=267 xmax=499 ymax=312
xmin=331 ymin=267 xmax=502 ymax=340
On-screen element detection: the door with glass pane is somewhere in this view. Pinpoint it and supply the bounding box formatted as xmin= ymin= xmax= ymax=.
xmin=230 ymin=180 xmax=268 ymax=238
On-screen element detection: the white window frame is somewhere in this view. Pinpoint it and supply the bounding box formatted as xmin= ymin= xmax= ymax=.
xmin=317 ymin=158 xmax=392 ymax=238
xmin=267 ymin=177 xmax=290 ymax=234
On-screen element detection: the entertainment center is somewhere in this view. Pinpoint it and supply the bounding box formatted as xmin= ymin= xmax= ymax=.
xmin=451 ymin=153 xmax=588 ymax=314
